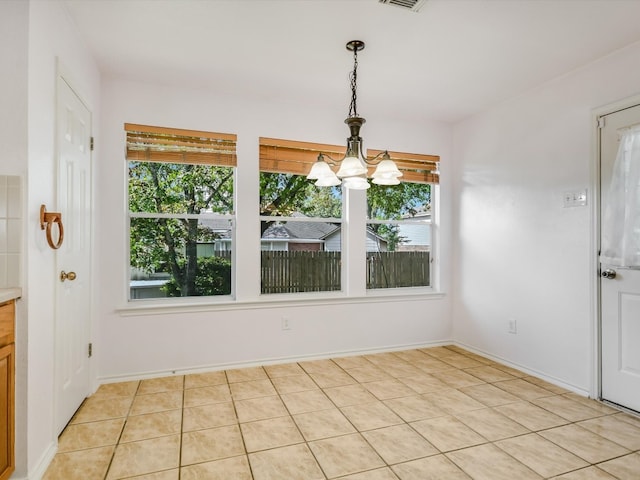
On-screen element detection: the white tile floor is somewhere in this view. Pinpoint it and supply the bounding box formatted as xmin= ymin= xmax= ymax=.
xmin=44 ymin=346 xmax=640 ymax=479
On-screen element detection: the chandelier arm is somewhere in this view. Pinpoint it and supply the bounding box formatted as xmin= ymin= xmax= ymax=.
xmin=317 ymin=152 xmax=340 ymax=166
xmin=363 ymin=150 xmax=390 ymax=166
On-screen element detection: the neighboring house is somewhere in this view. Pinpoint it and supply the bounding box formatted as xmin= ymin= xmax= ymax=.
xmin=261 ymin=220 xmax=338 ymax=251
xmin=199 ymin=215 xmax=389 ymax=253
xmin=198 ymin=218 xmax=234 ymax=254
xmin=397 ymin=209 xmax=431 ymax=252
xmin=323 ymin=227 xmax=388 ymax=252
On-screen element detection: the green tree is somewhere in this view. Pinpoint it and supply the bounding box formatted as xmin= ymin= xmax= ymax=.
xmin=367 ymin=182 xmax=431 ymax=220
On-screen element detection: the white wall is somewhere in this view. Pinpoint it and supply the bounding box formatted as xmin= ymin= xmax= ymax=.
xmin=0 ymin=1 xmax=28 ymax=477
xmin=96 ymin=78 xmax=453 ymax=380
xmin=25 ymin=1 xmax=101 ymax=477
xmin=0 ymin=1 xmax=28 ymax=177
xmin=452 ymin=41 xmax=640 ymax=394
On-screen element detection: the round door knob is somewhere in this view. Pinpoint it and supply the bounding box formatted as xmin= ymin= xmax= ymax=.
xmin=60 ymin=271 xmax=77 ymax=282
xmin=601 ymin=269 xmax=616 ymax=279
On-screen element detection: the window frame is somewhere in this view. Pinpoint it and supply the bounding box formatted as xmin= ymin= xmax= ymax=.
xmin=125 ymin=124 xmax=237 ymax=303
xmin=258 ymin=137 xmax=346 ymax=296
xmin=119 ymin=131 xmax=442 ymax=312
xmin=363 ymin=150 xmax=438 ymax=294
xmin=365 ymin=211 xmax=434 ymax=293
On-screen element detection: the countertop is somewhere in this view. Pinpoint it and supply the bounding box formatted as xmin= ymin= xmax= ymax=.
xmin=0 ymin=288 xmax=21 ymax=304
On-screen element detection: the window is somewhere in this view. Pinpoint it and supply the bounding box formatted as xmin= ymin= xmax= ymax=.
xmin=366 ymin=150 xmax=438 ymax=290
xmin=259 ymin=138 xmax=344 ymax=294
xmin=126 ymin=124 xmax=236 ymax=300
xmin=125 ymin=127 xmax=440 ymax=304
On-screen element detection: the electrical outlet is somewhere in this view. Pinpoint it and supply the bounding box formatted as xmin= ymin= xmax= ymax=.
xmin=508 ymin=318 xmax=517 ymax=334
xmin=563 ymin=189 xmax=588 ymax=208
xmin=281 ymin=317 xmax=291 ymax=330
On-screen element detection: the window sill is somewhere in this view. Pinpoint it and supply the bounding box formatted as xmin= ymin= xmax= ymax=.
xmin=116 ymin=289 xmax=445 ymax=317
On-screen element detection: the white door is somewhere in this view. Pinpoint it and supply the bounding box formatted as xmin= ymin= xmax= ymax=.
xmin=600 ymin=103 xmax=640 ymax=413
xmin=55 ymin=77 xmax=92 ymax=434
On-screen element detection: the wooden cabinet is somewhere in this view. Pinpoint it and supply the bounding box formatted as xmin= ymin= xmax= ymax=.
xmin=0 ymin=301 xmax=14 ymax=480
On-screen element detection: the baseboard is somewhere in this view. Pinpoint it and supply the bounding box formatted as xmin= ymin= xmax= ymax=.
xmin=453 ymin=341 xmax=590 ymax=397
xmin=12 ymin=440 xmax=57 ymax=480
xmin=97 ymin=339 xmax=453 ymax=385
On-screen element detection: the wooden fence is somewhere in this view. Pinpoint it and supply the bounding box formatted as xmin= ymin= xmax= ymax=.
xmin=260 ymin=251 xmax=430 ymax=293
xmin=366 ymin=251 xmax=430 ymax=289
xmin=261 ymin=251 xmax=341 ymax=293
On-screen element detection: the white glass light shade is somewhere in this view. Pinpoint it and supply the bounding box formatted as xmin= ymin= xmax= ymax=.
xmin=372 ymin=159 xmax=402 ymax=179
xmin=307 ymin=160 xmax=334 ymax=180
xmin=342 ymin=176 xmax=370 ymax=190
xmin=372 ymin=176 xmax=401 ymax=186
xmin=315 ymin=173 xmax=341 ymax=187
xmin=336 ymin=155 xmax=367 ymax=178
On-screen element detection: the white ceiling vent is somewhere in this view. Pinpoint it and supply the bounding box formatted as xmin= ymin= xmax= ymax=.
xmin=379 ymin=0 xmax=427 ymax=13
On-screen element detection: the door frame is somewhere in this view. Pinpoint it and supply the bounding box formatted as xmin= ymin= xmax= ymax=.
xmin=53 ymin=61 xmax=94 ymax=434
xmin=591 ymin=93 xmax=640 ymax=405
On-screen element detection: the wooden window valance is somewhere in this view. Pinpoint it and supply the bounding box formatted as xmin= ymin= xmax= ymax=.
xmin=125 ymin=123 xmax=237 ymax=167
xmin=259 ymin=137 xmax=346 ymax=176
xmin=260 ymin=137 xmax=439 ymax=184
xmin=367 ymin=149 xmax=440 ymax=184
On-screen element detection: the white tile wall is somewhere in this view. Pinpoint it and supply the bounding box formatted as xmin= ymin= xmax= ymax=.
xmin=0 ymin=176 xmax=21 ymax=287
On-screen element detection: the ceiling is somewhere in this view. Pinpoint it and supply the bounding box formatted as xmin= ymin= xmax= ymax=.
xmin=63 ymin=0 xmax=640 ymax=124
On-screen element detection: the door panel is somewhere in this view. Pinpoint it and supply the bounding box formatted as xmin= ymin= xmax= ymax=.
xmin=619 ymin=292 xmax=640 ymax=376
xmin=600 ymin=103 xmax=640 ymax=413
xmin=55 ymin=77 xmax=92 ymax=434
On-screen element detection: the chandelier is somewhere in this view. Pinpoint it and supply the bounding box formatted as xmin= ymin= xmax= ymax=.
xmin=307 ymin=40 xmax=402 ymax=190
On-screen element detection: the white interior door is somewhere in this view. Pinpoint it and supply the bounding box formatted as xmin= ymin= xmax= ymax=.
xmin=600 ymin=103 xmax=640 ymax=413
xmin=55 ymin=77 xmax=92 ymax=434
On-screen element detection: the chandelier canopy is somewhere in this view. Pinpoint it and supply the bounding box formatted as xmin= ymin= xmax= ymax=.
xmin=307 ymin=40 xmax=402 ymax=190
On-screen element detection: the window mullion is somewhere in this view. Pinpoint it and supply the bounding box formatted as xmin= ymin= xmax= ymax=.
xmin=343 ymin=187 xmax=367 ymax=297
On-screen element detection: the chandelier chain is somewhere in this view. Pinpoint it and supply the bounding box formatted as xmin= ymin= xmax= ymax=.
xmin=348 ymin=48 xmax=359 ymax=118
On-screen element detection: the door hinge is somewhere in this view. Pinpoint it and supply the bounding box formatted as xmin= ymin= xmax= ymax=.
xmin=88 ymin=343 xmax=93 ymax=358
xmin=90 ymin=137 xmax=95 ymax=151
xmin=597 ymin=117 xmax=605 ymax=129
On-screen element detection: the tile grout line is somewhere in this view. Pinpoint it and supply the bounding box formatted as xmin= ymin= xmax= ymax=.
xmin=102 ymin=380 xmax=140 ymax=480
xmin=227 ymin=368 xmax=257 ymax=480
xmin=271 ymin=362 xmax=330 ymax=479
xmin=311 ymin=357 xmax=393 ymax=478
xmin=178 ymin=375 xmax=185 ymax=480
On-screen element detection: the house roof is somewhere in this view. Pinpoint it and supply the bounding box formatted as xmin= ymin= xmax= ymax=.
xmin=322 ymin=226 xmax=388 ymax=246
xmin=262 ymin=221 xmax=339 ymax=241
xmin=200 ymin=216 xmax=341 ymax=241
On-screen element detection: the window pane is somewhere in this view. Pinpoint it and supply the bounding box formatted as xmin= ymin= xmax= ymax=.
xmin=260 ymin=172 xmax=341 ymax=218
xmin=130 ymin=217 xmax=232 ymax=299
xmin=128 ymin=158 xmax=234 ymax=300
xmin=367 ymin=183 xmax=431 ymax=220
xmin=129 ymin=162 xmax=234 ymax=215
xmin=367 ymin=182 xmax=431 ymax=289
xmin=259 ymin=172 xmax=342 ymax=295
xmin=366 ymin=222 xmax=430 ymax=289
xmin=261 ymin=222 xmax=341 ymax=294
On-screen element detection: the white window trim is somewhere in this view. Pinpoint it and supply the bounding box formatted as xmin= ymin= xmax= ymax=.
xmin=123 ymin=133 xmax=441 ymax=310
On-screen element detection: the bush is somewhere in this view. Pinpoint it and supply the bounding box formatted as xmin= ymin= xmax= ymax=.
xmin=164 ymin=256 xmax=231 ymax=297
